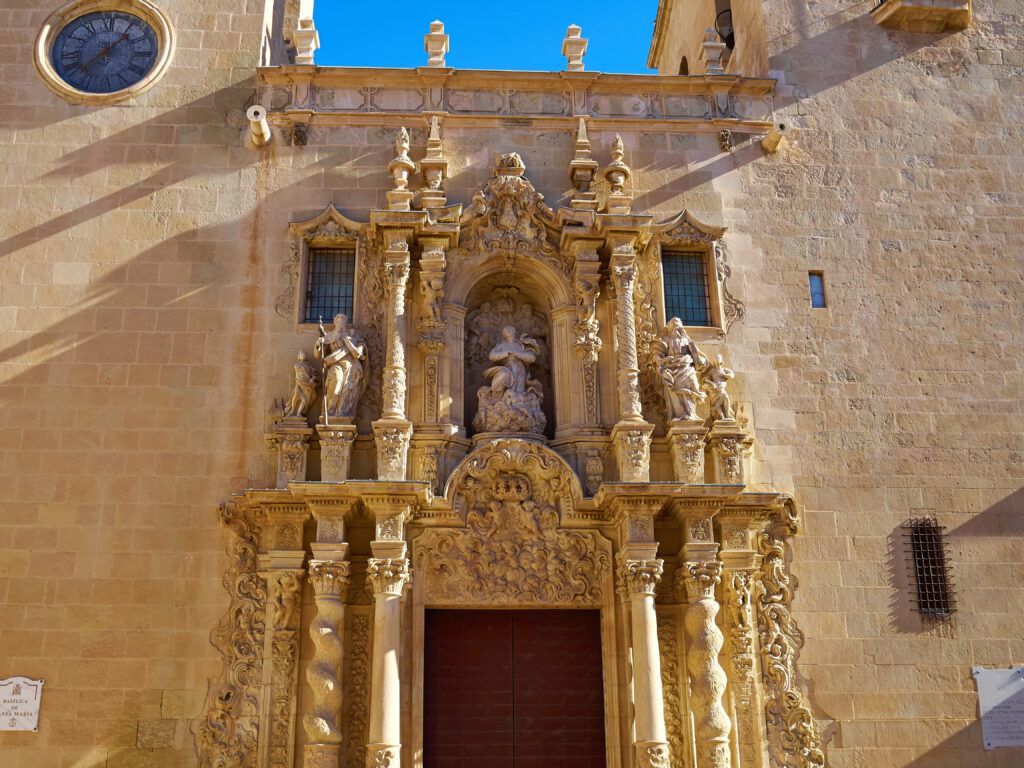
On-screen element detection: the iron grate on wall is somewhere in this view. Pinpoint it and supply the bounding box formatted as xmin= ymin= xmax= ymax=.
xmin=662 ymin=250 xmax=711 ymax=326
xmin=903 ymin=517 xmax=956 ymax=621
xmin=304 ymin=248 xmax=355 ymax=325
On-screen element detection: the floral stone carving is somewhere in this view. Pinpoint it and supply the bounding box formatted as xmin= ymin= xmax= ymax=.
xmin=473 ymin=325 xmax=546 ymax=434
xmin=415 ymin=439 xmax=609 ymax=605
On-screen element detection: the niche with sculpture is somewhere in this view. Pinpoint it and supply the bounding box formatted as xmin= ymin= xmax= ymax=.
xmin=464 ymin=282 xmax=553 ymax=440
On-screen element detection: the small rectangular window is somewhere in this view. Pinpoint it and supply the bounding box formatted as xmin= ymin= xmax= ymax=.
xmin=663 ymin=251 xmax=711 ymax=326
xmin=904 ymin=517 xmax=956 ymax=621
xmin=808 ymin=271 xmax=826 ymax=308
xmin=305 ymin=248 xmax=355 ymax=324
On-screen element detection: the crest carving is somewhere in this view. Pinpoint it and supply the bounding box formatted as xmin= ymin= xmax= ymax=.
xmin=415 ymin=439 xmax=608 ymax=605
xmin=458 ymin=153 xmax=569 ymax=275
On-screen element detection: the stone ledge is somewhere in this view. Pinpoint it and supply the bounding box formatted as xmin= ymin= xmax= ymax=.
xmin=870 ymin=0 xmax=970 ymax=33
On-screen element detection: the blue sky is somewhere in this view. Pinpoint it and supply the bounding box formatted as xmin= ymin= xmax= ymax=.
xmin=313 ymin=1 xmax=659 ymax=73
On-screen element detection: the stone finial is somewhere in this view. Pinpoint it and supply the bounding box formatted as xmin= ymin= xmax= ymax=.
xmin=293 ymin=17 xmax=320 ymax=66
xmin=604 ymin=134 xmax=632 ymax=213
xmin=569 ymin=118 xmax=600 ymax=211
xmin=386 ymin=127 xmax=416 ymax=211
xmin=425 ymin=20 xmax=449 ymax=67
xmin=700 ymin=29 xmax=727 ymax=75
xmin=561 ymin=24 xmax=588 ymax=72
xmin=420 ymin=116 xmax=448 ymax=208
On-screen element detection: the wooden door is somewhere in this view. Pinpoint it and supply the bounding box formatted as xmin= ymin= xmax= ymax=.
xmin=424 ymin=609 xmax=605 ymax=768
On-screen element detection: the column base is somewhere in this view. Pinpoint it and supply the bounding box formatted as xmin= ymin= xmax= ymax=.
xmin=366 ymin=743 xmax=401 ymax=768
xmin=611 ymin=420 xmax=654 ymax=482
xmin=635 ymin=740 xmax=671 ymax=768
xmin=372 ymin=419 xmax=412 ymax=481
xmin=317 ymin=420 xmax=357 ymax=482
xmin=304 ymin=743 xmax=340 ymax=768
xmin=667 ymin=418 xmax=708 ymax=484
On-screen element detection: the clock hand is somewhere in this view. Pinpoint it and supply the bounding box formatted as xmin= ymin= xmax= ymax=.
xmin=78 ymin=31 xmax=130 ymax=72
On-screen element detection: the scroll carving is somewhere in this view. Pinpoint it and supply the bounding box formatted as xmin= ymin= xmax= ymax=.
xmin=757 ymin=532 xmax=826 ymax=768
xmin=194 ymin=504 xmax=266 ymax=768
xmin=657 ymin=610 xmax=686 ymax=768
xmin=416 ymin=440 xmax=609 ymax=605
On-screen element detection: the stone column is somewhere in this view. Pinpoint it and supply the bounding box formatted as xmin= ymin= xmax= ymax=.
xmin=373 ymin=228 xmax=414 ymax=481
xmin=303 ymin=549 xmax=350 ymax=768
xmin=608 ymin=235 xmax=654 ymax=482
xmin=678 ymin=516 xmax=732 ymax=768
xmin=364 ymin=498 xmax=412 ymax=768
xmin=616 ymin=501 xmax=671 ymax=768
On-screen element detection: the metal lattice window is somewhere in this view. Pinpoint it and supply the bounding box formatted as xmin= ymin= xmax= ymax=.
xmin=663 ymin=250 xmax=711 ymax=326
xmin=304 ymin=248 xmax=355 ymax=325
xmin=904 ymin=517 xmax=956 ymax=620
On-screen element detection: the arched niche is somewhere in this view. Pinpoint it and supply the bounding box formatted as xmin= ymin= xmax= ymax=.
xmin=462 ymin=267 xmax=559 ymax=440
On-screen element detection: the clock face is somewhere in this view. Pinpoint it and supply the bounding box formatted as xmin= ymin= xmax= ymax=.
xmin=51 ymin=11 xmax=159 ymax=94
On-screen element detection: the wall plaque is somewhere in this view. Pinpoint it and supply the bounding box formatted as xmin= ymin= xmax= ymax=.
xmin=0 ymin=676 xmax=44 ymax=732
xmin=972 ymin=666 xmax=1024 ymax=749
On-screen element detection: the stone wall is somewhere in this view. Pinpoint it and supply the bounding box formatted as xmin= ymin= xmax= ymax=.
xmin=0 ymin=0 xmax=1021 ymax=767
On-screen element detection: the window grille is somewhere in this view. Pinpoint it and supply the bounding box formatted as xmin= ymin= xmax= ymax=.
xmin=903 ymin=517 xmax=956 ymax=620
xmin=304 ymin=248 xmax=355 ymax=324
xmin=662 ymin=250 xmax=711 ymax=326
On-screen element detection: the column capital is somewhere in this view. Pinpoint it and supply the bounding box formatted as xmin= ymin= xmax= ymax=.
xmin=679 ymin=560 xmax=723 ymax=602
xmin=617 ymin=554 xmax=663 ymax=597
xmin=367 ymin=557 xmax=411 ymax=596
xmin=308 ymin=559 xmax=350 ymax=598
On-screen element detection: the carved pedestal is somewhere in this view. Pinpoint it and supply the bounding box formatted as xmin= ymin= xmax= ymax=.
xmin=267 ymin=418 xmax=314 ymax=488
xmin=668 ymin=419 xmax=708 ymax=484
xmin=705 ymin=422 xmax=748 ymax=486
xmin=612 ymin=421 xmax=655 ymax=483
xmin=372 ymin=420 xmax=412 ymax=481
xmin=318 ymin=422 xmax=357 ymax=482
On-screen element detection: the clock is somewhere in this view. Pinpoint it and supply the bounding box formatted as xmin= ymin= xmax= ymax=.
xmin=34 ymin=0 xmax=175 ymax=105
xmin=52 ymin=11 xmax=159 ymax=94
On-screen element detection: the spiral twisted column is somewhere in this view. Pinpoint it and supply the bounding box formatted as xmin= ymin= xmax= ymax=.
xmin=303 ymin=559 xmax=350 ymax=768
xmin=679 ymin=561 xmax=732 ymax=768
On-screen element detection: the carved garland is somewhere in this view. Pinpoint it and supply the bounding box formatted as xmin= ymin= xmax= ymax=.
xmin=415 ymin=440 xmax=608 ymax=605
xmin=194 ymin=503 xmax=266 ymax=767
xmin=757 ymin=527 xmax=826 ymax=768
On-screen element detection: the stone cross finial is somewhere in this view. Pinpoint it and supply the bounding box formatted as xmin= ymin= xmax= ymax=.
xmin=386 ymin=127 xmax=416 ymax=211
xmin=425 ymin=20 xmax=449 ymax=67
xmin=293 ymin=17 xmax=320 ymax=66
xmin=700 ymin=28 xmax=727 ymax=75
xmin=561 ymin=25 xmax=588 ymax=71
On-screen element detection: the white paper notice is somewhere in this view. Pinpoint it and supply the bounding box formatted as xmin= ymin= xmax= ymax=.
xmin=973 ymin=666 xmax=1024 ymax=749
xmin=0 ymin=676 xmax=44 ymax=732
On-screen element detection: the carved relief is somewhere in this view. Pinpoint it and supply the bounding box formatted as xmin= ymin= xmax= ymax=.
xmin=343 ymin=612 xmax=371 ymax=768
xmin=689 ymin=517 xmax=713 ymax=542
xmin=356 ymin=240 xmax=388 ymax=431
xmin=574 ymin=277 xmax=602 ymax=423
xmin=713 ymin=241 xmax=745 ymax=333
xmin=458 ymin=153 xmax=567 ymax=276
xmin=636 ymin=742 xmax=671 ymax=768
xmin=657 ymin=610 xmax=686 ymax=768
xmin=194 ymin=504 xmax=266 ymax=768
xmin=724 ymin=570 xmax=758 ymax=767
xmin=583 ymin=450 xmax=603 ymax=496
xmin=669 ymin=429 xmax=705 ymax=484
xmin=269 ymin=571 xmax=304 ymax=768
xmin=416 ymin=440 xmax=609 ymax=605
xmin=374 ymin=425 xmax=410 ymax=481
xmin=635 ymin=245 xmax=666 ymax=431
xmin=757 ymin=532 xmax=826 ymax=768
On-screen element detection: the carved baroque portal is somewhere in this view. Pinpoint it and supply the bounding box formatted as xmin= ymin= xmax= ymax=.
xmin=218 ymin=144 xmax=829 ymax=768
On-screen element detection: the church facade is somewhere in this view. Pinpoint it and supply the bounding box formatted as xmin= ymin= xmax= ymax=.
xmin=0 ymin=1 xmax=1021 ymax=768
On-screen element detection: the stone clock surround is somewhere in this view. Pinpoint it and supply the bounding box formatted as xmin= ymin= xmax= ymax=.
xmin=33 ymin=0 xmax=175 ymax=105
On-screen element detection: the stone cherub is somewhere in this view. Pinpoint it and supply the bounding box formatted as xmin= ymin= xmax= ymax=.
xmin=284 ymin=350 xmax=321 ymax=418
xmin=314 ymin=314 xmax=367 ymax=420
xmin=420 ymin=276 xmax=444 ymax=324
xmin=703 ymin=354 xmax=735 ymax=421
xmin=652 ymin=317 xmax=709 ymax=422
xmin=473 ymin=325 xmax=546 ymax=434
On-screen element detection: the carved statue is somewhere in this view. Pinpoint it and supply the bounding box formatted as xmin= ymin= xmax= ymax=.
xmin=473 ymin=326 xmax=546 ymax=434
xmin=653 ymin=317 xmax=708 ymax=421
xmin=314 ymin=314 xmax=367 ymax=420
xmin=575 ymin=278 xmax=599 ymax=329
xmin=284 ymin=350 xmax=320 ymax=418
xmin=703 ymin=354 xmax=735 ymax=421
xmin=420 ymin=276 xmax=444 ymax=324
